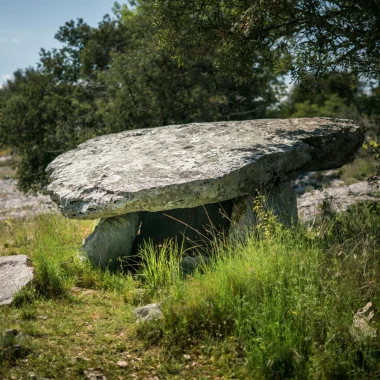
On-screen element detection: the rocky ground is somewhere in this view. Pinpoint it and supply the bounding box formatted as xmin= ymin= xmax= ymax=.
xmin=0 ymin=155 xmax=378 ymax=222
xmin=0 ymin=156 xmax=56 ymax=221
xmin=294 ymin=170 xmax=380 ymax=220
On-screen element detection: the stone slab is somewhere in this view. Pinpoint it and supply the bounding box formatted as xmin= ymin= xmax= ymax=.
xmin=0 ymin=255 xmax=34 ymax=306
xmin=47 ymin=118 xmax=363 ymax=219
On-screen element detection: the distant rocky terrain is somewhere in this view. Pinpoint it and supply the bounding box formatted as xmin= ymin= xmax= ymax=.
xmin=294 ymin=170 xmax=379 ymax=220
xmin=0 ymin=156 xmax=56 ymax=221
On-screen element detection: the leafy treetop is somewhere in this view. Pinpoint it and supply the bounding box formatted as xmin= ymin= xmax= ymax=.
xmin=152 ymin=0 xmax=380 ymax=84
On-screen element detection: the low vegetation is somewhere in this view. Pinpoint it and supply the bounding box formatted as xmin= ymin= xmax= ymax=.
xmin=1 ymin=197 xmax=380 ymax=379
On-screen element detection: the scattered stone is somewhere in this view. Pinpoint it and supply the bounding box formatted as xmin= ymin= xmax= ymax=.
xmin=297 ymin=180 xmax=379 ymax=220
xmin=0 ymin=329 xmax=30 ymax=362
xmin=0 ymin=157 xmax=56 ymax=221
xmin=183 ymin=354 xmax=191 ymax=361
xmin=84 ymin=368 xmax=107 ymax=380
xmin=350 ymin=302 xmax=377 ymax=341
xmin=4 ymin=329 xmax=18 ymax=338
xmin=0 ymin=255 xmax=34 ymax=306
xmin=71 ymin=287 xmax=96 ymax=296
xmin=116 ymin=360 xmax=128 ymax=368
xmin=134 ymin=303 xmax=163 ymax=323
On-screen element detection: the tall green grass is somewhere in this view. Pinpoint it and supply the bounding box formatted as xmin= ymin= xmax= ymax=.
xmin=139 ymin=200 xmax=380 ymax=378
xmin=1 ymin=214 xmax=136 ymax=298
xmin=2 ymin=200 xmax=380 ymax=378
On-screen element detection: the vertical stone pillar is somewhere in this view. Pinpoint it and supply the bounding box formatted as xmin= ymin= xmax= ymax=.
xmin=230 ymin=181 xmax=298 ymax=237
xmin=266 ymin=181 xmax=298 ymax=225
xmin=82 ymin=212 xmax=140 ymax=269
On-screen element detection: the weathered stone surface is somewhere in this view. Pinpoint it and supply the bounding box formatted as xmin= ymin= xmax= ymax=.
xmin=0 ymin=255 xmax=34 ymax=306
xmin=47 ymin=118 xmax=363 ymax=220
xmin=85 ymin=199 xmax=233 ymax=266
xmin=297 ymin=179 xmax=380 ymax=220
xmin=82 ymin=212 xmax=140 ymax=268
xmin=180 ymin=255 xmax=211 ymax=274
xmin=134 ymin=303 xmax=163 ymax=323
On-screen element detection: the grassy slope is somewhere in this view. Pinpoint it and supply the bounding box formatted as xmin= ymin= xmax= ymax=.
xmin=1 ymin=199 xmax=380 ymax=379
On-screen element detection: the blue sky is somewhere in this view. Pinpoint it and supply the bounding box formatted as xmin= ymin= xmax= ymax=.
xmin=0 ymin=0 xmax=119 ymax=87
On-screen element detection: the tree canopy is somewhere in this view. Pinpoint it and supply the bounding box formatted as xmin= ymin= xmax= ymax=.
xmin=153 ymin=0 xmax=380 ymax=84
xmin=0 ymin=1 xmax=279 ymax=191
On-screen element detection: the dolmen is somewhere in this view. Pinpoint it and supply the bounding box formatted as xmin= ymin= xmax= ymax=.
xmin=47 ymin=118 xmax=363 ymax=267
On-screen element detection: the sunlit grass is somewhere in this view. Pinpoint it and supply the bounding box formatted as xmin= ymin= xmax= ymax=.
xmin=1 ymin=199 xmax=380 ymax=378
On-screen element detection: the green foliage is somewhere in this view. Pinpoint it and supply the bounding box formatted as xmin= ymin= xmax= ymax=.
xmin=278 ymin=73 xmax=380 ymax=186
xmin=289 ymin=93 xmax=358 ymax=119
xmin=0 ymin=214 xmax=136 ymax=297
xmin=1 ymin=200 xmax=380 ymax=377
xmin=0 ymin=69 xmax=103 ymax=191
xmin=138 ymin=240 xmax=183 ymax=294
xmin=12 ymin=287 xmax=36 ymax=308
xmin=363 ymin=140 xmax=380 ymax=186
xmin=0 ymin=1 xmax=278 ymax=192
xmin=146 ymin=200 xmax=380 ymax=378
xmin=153 ymin=0 xmax=380 ymax=83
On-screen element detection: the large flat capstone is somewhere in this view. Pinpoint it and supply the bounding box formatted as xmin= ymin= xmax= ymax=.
xmin=0 ymin=255 xmax=34 ymax=306
xmin=47 ymin=118 xmax=362 ymax=220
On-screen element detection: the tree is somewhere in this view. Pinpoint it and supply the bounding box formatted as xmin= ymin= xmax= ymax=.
xmin=98 ymin=2 xmax=278 ymax=131
xmin=0 ymin=69 xmax=104 ymax=191
xmin=0 ymin=1 xmax=279 ymax=191
xmin=152 ymin=0 xmax=380 ymax=84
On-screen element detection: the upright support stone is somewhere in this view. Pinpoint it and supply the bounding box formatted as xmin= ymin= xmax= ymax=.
xmin=83 ymin=212 xmax=140 ymax=268
xmin=266 ymin=181 xmax=298 ymax=224
xmin=230 ymin=181 xmax=298 ymax=237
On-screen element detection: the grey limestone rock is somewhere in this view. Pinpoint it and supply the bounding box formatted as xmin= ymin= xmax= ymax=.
xmin=82 ymin=212 xmax=140 ymax=268
xmin=0 ymin=255 xmax=34 ymax=306
xmin=230 ymin=181 xmax=298 ymax=237
xmin=134 ymin=303 xmax=163 ymax=323
xmin=47 ymin=118 xmax=363 ymax=220
xmin=180 ymin=254 xmax=211 ymax=274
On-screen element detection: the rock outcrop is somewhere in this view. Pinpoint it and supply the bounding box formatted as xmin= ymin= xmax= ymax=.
xmin=297 ymin=180 xmax=379 ymax=220
xmin=0 ymin=255 xmax=34 ymax=305
xmin=46 ymin=118 xmax=363 ymax=267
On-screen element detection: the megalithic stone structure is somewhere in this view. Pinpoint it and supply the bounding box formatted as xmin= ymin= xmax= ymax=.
xmin=46 ymin=118 xmax=363 ymax=267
